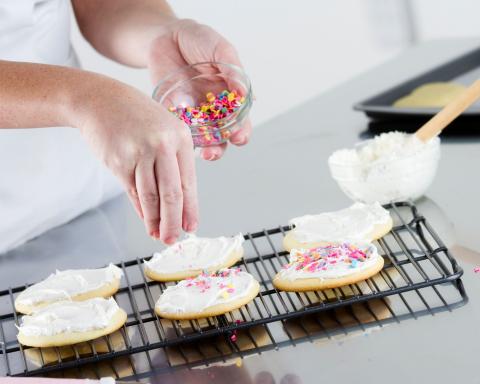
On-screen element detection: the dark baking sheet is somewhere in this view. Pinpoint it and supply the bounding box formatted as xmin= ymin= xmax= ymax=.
xmin=354 ymin=46 xmax=480 ymax=120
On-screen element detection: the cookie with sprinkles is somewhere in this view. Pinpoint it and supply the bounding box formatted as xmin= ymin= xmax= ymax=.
xmin=155 ymin=268 xmax=260 ymax=320
xmin=273 ymin=243 xmax=384 ymax=292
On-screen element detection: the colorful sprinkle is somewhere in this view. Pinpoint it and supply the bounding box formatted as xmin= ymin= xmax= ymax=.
xmin=178 ymin=268 xmax=244 ymax=294
xmin=283 ymin=244 xmax=370 ymax=273
xmin=474 ymin=266 xmax=480 ymax=273
xmin=169 ymin=90 xmax=245 ymax=147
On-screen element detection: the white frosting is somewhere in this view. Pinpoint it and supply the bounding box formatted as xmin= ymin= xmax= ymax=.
xmin=16 ymin=264 xmax=123 ymax=307
xmin=277 ymin=243 xmax=380 ymax=281
xmin=145 ymin=234 xmax=244 ymax=273
xmin=18 ymin=297 xmax=121 ymax=337
xmin=290 ymin=202 xmax=390 ymax=243
xmin=328 ymin=131 xmax=440 ymax=204
xmin=155 ymin=269 xmax=256 ymax=314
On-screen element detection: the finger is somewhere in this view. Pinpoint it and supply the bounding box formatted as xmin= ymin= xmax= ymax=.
xmin=135 ymin=160 xmax=160 ymax=239
xmin=200 ymin=143 xmax=227 ymax=161
xmin=212 ymin=39 xmax=252 ymax=146
xmin=214 ymin=37 xmax=243 ymax=68
xmin=156 ymin=151 xmax=183 ymax=245
xmin=213 ymin=38 xmax=250 ymax=95
xmin=177 ymin=139 xmax=199 ymax=233
xmin=229 ymin=118 xmax=252 ymax=146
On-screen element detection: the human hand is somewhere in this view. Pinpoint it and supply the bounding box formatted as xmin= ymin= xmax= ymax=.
xmin=148 ymin=19 xmax=252 ymax=161
xmin=76 ymin=77 xmax=198 ymax=244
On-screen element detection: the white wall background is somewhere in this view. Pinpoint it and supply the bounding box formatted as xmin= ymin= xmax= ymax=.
xmin=71 ymin=0 xmax=480 ymax=126
xmin=412 ymin=0 xmax=480 ymax=41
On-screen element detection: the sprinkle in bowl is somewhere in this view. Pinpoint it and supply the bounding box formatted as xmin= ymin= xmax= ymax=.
xmin=152 ymin=62 xmax=253 ymax=147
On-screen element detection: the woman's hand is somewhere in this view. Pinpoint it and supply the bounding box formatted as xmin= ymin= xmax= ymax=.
xmin=76 ymin=77 xmax=198 ymax=244
xmin=1 ymin=11 xmax=252 ymax=246
xmin=148 ymin=19 xmax=253 ymax=161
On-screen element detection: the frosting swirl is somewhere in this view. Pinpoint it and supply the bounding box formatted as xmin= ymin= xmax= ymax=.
xmin=289 ymin=202 xmax=390 ymax=243
xmin=16 ymin=264 xmax=123 ymax=307
xmin=18 ymin=297 xmax=121 ymax=337
xmin=145 ymin=234 xmax=244 ymax=274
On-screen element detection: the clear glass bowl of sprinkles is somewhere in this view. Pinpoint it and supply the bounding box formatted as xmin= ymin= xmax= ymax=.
xmin=152 ymin=62 xmax=253 ymax=147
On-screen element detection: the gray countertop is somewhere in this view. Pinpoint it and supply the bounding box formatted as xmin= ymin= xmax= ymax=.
xmin=2 ymin=39 xmax=480 ymax=383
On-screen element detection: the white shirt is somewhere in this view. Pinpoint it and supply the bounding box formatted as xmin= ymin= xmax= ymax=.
xmin=0 ymin=0 xmax=121 ymax=253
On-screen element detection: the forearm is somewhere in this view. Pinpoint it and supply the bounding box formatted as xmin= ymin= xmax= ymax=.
xmin=72 ymin=0 xmax=177 ymax=68
xmin=0 ymin=60 xmax=199 ymax=244
xmin=0 ymin=60 xmax=119 ymax=129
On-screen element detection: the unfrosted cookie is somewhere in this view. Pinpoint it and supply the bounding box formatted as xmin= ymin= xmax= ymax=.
xmin=273 ymin=243 xmax=384 ymax=292
xmin=144 ymin=234 xmax=244 ymax=282
xmin=15 ymin=264 xmax=123 ymax=315
xmin=283 ymin=202 xmax=392 ymax=251
xmin=17 ymin=297 xmax=127 ymax=347
xmin=155 ymin=268 xmax=260 ymax=320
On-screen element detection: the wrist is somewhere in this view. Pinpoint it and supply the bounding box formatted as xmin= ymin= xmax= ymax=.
xmin=63 ymin=69 xmax=126 ymax=132
xmin=66 ymin=69 xmax=157 ymax=137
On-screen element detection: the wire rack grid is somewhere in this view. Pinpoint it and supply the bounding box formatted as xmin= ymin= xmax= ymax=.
xmin=0 ymin=201 xmax=467 ymax=380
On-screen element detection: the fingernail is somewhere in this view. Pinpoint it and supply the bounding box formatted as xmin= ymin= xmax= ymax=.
xmin=186 ymin=222 xmax=198 ymax=233
xmin=163 ymin=236 xmax=177 ymax=245
xmin=205 ymin=153 xmax=217 ymax=161
xmin=150 ymin=230 xmax=160 ymax=239
xmin=235 ymin=136 xmax=248 ymax=145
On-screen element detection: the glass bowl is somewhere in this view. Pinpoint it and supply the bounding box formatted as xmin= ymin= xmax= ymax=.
xmin=152 ymin=62 xmax=253 ymax=147
xmin=328 ymin=137 xmax=441 ymax=204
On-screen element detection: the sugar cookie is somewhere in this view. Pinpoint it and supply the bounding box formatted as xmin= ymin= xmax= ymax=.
xmin=283 ymin=202 xmax=392 ymax=252
xmin=15 ymin=264 xmax=123 ymax=315
xmin=273 ymin=243 xmax=384 ymax=292
xmin=17 ymin=297 xmax=127 ymax=347
xmin=144 ymin=234 xmax=244 ymax=282
xmin=155 ymin=268 xmax=260 ymax=320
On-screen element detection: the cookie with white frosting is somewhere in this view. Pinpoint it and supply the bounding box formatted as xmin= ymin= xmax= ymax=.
xmin=155 ymin=268 xmax=259 ymax=320
xmin=273 ymin=243 xmax=384 ymax=291
xmin=17 ymin=297 xmax=127 ymax=347
xmin=15 ymin=264 xmax=123 ymax=315
xmin=144 ymin=234 xmax=244 ymax=282
xmin=283 ymin=202 xmax=392 ymax=251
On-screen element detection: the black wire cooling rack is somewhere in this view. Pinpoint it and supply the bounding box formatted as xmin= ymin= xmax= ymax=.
xmin=0 ymin=201 xmax=467 ymax=380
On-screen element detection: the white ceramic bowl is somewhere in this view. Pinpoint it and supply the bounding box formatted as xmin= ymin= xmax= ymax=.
xmin=328 ymin=136 xmax=441 ymax=204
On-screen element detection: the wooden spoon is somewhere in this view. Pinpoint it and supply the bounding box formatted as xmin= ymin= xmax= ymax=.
xmin=415 ymin=79 xmax=480 ymax=142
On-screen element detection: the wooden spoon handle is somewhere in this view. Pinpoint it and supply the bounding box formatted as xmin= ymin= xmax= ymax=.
xmin=415 ymin=79 xmax=480 ymax=142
